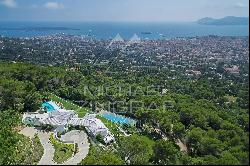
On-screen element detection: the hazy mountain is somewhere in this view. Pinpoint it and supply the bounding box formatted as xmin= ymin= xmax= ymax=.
xmin=197 ymin=16 xmax=249 ymax=25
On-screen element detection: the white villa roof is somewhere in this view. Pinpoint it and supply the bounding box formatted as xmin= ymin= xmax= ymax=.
xmin=68 ymin=115 xmax=115 ymax=143
xmin=41 ymin=110 xmax=75 ymax=126
xmin=22 ymin=112 xmax=49 ymax=122
xmin=23 ymin=110 xmax=115 ymax=143
xmin=104 ymin=134 xmax=115 ymax=144
xmin=68 ymin=118 xmax=88 ymax=126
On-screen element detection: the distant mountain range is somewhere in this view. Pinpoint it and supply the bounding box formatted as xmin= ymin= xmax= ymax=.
xmin=197 ymin=16 xmax=249 ymax=25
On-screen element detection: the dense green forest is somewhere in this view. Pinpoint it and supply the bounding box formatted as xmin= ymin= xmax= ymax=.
xmin=0 ymin=61 xmax=249 ymax=165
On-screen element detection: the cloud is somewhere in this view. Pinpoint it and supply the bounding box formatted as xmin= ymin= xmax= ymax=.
xmin=43 ymin=2 xmax=64 ymax=9
xmin=0 ymin=0 xmax=17 ymax=8
xmin=203 ymin=2 xmax=249 ymax=11
xmin=234 ymin=3 xmax=248 ymax=8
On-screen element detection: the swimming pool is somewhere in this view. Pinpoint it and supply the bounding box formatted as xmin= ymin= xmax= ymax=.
xmin=101 ymin=112 xmax=136 ymax=125
xmin=42 ymin=101 xmax=60 ymax=112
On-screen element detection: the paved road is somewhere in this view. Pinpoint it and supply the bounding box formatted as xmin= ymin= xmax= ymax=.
xmin=18 ymin=127 xmax=37 ymax=138
xmin=19 ymin=127 xmax=90 ymax=165
xmin=38 ymin=132 xmax=57 ymax=165
xmin=61 ymin=130 xmax=90 ymax=165
xmin=153 ymin=126 xmax=188 ymax=152
xmin=176 ymin=138 xmax=188 ymax=152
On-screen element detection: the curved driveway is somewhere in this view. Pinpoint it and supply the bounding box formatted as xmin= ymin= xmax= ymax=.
xmin=60 ymin=130 xmax=90 ymax=165
xmin=19 ymin=127 xmax=89 ymax=165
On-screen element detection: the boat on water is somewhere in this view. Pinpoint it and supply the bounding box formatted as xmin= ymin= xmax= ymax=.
xmin=141 ymin=32 xmax=152 ymax=35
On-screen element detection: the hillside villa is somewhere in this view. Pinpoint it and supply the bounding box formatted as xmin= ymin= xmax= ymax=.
xmin=22 ymin=101 xmax=115 ymax=144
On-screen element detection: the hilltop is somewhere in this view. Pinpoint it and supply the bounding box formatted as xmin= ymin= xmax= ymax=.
xmin=197 ymin=16 xmax=249 ymax=25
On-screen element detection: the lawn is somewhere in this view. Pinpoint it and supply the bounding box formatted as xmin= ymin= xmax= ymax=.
xmin=49 ymin=94 xmax=122 ymax=136
xmin=49 ymin=134 xmax=75 ymax=164
xmin=96 ymin=115 xmax=123 ymax=136
xmin=49 ymin=93 xmax=89 ymax=118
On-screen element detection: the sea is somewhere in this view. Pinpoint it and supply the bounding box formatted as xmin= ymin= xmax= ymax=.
xmin=0 ymin=21 xmax=248 ymax=39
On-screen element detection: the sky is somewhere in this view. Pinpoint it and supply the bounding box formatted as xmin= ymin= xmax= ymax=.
xmin=0 ymin=0 xmax=249 ymax=22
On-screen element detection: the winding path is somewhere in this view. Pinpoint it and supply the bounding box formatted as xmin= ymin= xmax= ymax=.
xmin=19 ymin=127 xmax=90 ymax=165
xmin=60 ymin=130 xmax=90 ymax=165
xmin=38 ymin=132 xmax=57 ymax=165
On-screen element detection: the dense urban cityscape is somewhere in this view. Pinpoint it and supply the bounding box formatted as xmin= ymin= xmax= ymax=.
xmin=1 ymin=34 xmax=249 ymax=72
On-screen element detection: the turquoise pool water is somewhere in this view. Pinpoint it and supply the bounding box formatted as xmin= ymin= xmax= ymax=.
xmin=42 ymin=101 xmax=60 ymax=112
xmin=101 ymin=112 xmax=136 ymax=125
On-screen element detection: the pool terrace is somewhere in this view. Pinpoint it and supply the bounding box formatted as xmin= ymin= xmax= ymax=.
xmin=49 ymin=93 xmax=89 ymax=118
xmin=46 ymin=94 xmax=131 ymax=137
xmin=100 ymin=111 xmax=136 ymax=126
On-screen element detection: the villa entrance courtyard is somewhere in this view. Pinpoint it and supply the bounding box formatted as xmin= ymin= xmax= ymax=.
xmin=19 ymin=127 xmax=89 ymax=165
